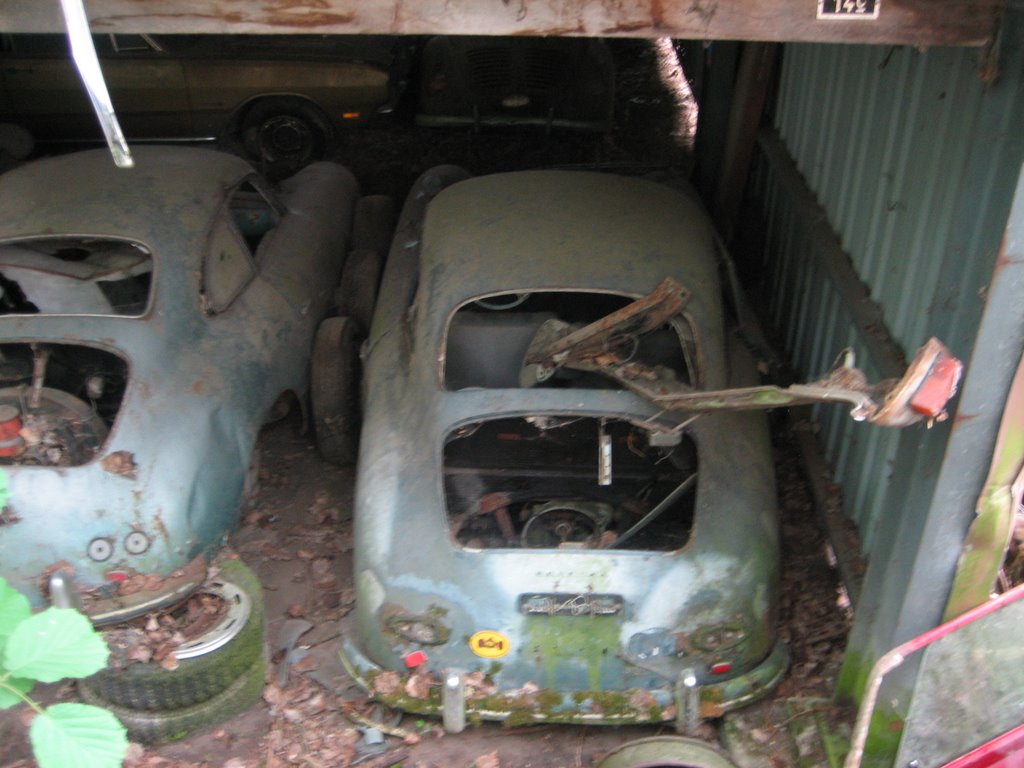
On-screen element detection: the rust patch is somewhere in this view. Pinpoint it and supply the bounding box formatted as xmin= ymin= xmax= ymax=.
xmin=262 ymin=11 xmax=357 ymax=27
xmin=991 ymin=232 xmax=1021 ymax=278
xmin=953 ymin=411 xmax=980 ymax=427
xmin=101 ymin=450 xmax=138 ymax=479
xmin=650 ymin=0 xmax=667 ymax=29
xmin=192 ymin=379 xmax=205 ymax=394
xmin=151 ymin=513 xmax=173 ymax=550
xmin=37 ymin=560 xmax=76 ymax=595
xmin=0 ymin=506 xmax=21 ymax=525
xmin=685 ymin=0 xmax=718 ymax=26
xmin=114 ymin=553 xmax=205 ymax=598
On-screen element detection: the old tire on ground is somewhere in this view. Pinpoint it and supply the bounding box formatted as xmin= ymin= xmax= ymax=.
xmin=79 ymin=559 xmax=265 ymax=711
xmin=336 ymin=196 xmax=395 ymax=333
xmin=239 ymin=97 xmax=332 ymax=168
xmin=80 ymin=655 xmax=267 ymax=745
xmin=311 ymin=316 xmax=360 ymax=465
xmin=350 ymin=194 xmax=396 ymax=254
xmin=336 ymin=248 xmax=384 ymax=335
xmin=595 ymin=736 xmax=740 ymax=768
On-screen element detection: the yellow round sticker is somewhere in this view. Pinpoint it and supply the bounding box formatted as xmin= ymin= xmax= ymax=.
xmin=469 ymin=630 xmax=511 ymax=659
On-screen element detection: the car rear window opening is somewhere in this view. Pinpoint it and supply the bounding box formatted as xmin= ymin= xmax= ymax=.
xmin=0 ymin=342 xmax=128 ymax=467
xmin=443 ymin=416 xmax=698 ymax=552
xmin=0 ymin=237 xmax=153 ymax=317
xmin=444 ymin=291 xmax=697 ymax=391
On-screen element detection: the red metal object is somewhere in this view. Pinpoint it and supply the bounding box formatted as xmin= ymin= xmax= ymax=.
xmin=845 ymin=582 xmax=1024 ymax=768
xmin=911 ymin=351 xmax=964 ymax=419
xmin=0 ymin=404 xmax=25 ymax=457
xmin=942 ymin=723 xmax=1024 ymax=768
xmin=404 ymin=650 xmax=427 ymax=668
xmin=710 ymin=662 xmax=733 ymax=675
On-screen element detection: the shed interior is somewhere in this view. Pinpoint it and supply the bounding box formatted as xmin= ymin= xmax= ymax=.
xmin=1 ymin=1 xmax=1022 ymax=765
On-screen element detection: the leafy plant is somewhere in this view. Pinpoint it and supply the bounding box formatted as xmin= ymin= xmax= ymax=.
xmin=0 ymin=576 xmax=128 ymax=768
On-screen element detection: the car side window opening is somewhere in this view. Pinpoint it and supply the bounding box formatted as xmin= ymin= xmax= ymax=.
xmin=202 ymin=215 xmax=256 ymax=315
xmin=227 ymin=180 xmax=281 ymax=256
xmin=202 ymin=180 xmax=281 ymax=314
xmin=444 ymin=291 xmax=700 ymax=391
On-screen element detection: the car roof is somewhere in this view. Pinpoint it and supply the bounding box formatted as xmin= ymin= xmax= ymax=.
xmin=0 ymin=146 xmax=252 ymax=246
xmin=420 ymin=170 xmax=722 ymax=315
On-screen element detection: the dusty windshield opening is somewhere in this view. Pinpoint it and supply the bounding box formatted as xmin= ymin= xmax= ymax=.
xmin=0 ymin=238 xmax=152 ymax=317
xmin=444 ymin=415 xmax=697 ymax=551
xmin=444 ymin=291 xmax=698 ymax=390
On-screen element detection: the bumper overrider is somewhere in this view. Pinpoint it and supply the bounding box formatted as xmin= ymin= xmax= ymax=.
xmin=338 ymin=634 xmax=789 ymax=732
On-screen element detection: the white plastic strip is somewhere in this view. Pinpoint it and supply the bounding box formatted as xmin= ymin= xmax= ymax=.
xmin=59 ymin=0 xmax=133 ymax=168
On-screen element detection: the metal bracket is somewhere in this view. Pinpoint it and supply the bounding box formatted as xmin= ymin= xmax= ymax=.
xmin=524 ymin=278 xmax=963 ymax=429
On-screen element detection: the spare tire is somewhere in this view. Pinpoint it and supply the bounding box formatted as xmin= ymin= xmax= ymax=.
xmin=79 ymin=558 xmax=264 ymax=711
xmin=595 ymin=736 xmax=740 ymax=768
xmin=311 ymin=316 xmax=361 ymax=465
xmin=80 ymin=654 xmax=267 ymax=745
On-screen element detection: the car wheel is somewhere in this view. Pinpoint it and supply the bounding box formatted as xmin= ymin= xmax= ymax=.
xmin=240 ymin=97 xmax=332 ymax=169
xmin=80 ymin=654 xmax=267 ymax=745
xmin=79 ymin=559 xmax=265 ymax=711
xmin=594 ymin=736 xmax=740 ymax=768
xmin=311 ymin=316 xmax=360 ymax=465
xmin=336 ymin=249 xmax=384 ymax=335
xmin=350 ymin=194 xmax=396 ymax=254
xmin=336 ymin=196 xmax=395 ymax=333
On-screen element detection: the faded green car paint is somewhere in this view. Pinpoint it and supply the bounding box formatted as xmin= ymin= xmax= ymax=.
xmin=341 ymin=167 xmax=788 ymax=727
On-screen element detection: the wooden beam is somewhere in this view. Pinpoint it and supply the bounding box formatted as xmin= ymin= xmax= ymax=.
xmin=713 ymin=42 xmax=778 ymax=242
xmin=0 ymin=0 xmax=1001 ymax=47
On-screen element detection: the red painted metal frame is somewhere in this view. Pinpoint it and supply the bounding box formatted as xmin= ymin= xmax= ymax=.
xmin=845 ymin=581 xmax=1024 ymax=768
xmin=942 ymin=723 xmax=1024 ymax=768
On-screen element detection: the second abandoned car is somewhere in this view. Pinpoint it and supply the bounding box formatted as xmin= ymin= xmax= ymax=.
xmin=0 ymin=146 xmax=360 ymax=738
xmin=338 ymin=167 xmax=961 ymax=730
xmin=340 ymin=168 xmax=789 ymax=728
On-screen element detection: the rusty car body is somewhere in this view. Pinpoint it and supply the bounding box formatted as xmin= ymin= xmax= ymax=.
xmin=339 ymin=167 xmax=790 ymax=729
xmin=0 ymin=146 xmax=358 ymax=623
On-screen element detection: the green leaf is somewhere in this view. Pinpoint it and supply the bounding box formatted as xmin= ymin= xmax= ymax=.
xmin=4 ymin=608 xmax=109 ymax=682
xmin=30 ymin=702 xmax=128 ymax=768
xmin=0 ymin=675 xmax=35 ymax=709
xmin=0 ymin=577 xmax=31 ymax=644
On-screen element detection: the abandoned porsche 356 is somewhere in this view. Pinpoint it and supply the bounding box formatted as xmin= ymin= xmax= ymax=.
xmin=336 ymin=166 xmax=960 ymax=731
xmin=0 ymin=147 xmax=360 ymax=735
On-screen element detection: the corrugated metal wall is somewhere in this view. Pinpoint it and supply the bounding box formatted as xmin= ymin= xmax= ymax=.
xmin=750 ymin=42 xmax=1020 ymax=559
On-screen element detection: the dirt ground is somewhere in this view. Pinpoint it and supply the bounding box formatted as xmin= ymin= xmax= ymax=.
xmin=0 ymin=39 xmax=854 ymax=768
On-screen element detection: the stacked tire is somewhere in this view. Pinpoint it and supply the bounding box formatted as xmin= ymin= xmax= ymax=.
xmin=313 ymin=194 xmax=395 ymax=466
xmin=78 ymin=558 xmax=266 ymax=744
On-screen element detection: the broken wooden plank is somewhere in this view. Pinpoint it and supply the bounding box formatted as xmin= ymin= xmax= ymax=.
xmin=0 ymin=0 xmax=1001 ymax=47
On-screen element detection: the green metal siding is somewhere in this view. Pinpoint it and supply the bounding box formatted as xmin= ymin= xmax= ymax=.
xmin=753 ymin=40 xmax=1023 ymax=560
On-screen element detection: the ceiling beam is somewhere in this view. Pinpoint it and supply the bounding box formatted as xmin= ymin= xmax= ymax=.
xmin=0 ymin=0 xmax=1002 ymax=47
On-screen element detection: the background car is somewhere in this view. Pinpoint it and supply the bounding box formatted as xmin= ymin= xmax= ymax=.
xmin=0 ymin=33 xmax=408 ymax=167
xmin=336 ymin=167 xmax=788 ymax=731
xmin=416 ymin=36 xmax=615 ymax=132
xmin=0 ymin=145 xmax=359 ymax=740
